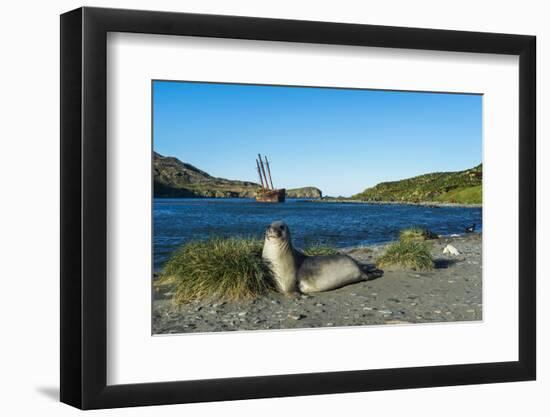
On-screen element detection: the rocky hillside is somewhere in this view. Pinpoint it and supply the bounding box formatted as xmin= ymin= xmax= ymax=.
xmin=352 ymin=164 xmax=482 ymax=204
xmin=154 ymin=152 xmax=322 ymax=199
xmin=154 ymin=152 xmax=257 ymax=198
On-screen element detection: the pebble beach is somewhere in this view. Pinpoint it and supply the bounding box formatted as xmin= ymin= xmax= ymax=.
xmin=152 ymin=233 xmax=482 ymax=334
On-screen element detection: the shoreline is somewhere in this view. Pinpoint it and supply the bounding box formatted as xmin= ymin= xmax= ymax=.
xmin=154 ymin=195 xmax=481 ymax=208
xmin=153 ymin=233 xmax=482 ymax=334
xmin=304 ymin=198 xmax=482 ymax=208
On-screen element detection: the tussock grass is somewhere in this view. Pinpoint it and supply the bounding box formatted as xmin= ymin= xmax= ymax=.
xmin=156 ymin=237 xmax=274 ymax=305
xmin=377 ymin=238 xmax=435 ymax=271
xmin=153 ymin=273 xmax=177 ymax=293
xmin=399 ymin=227 xmax=438 ymax=242
xmin=302 ymin=243 xmax=339 ymax=256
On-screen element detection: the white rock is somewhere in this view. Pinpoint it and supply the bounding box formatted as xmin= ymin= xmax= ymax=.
xmin=443 ymin=244 xmax=460 ymax=256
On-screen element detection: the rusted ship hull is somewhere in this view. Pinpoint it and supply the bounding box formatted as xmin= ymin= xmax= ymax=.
xmin=256 ymin=188 xmax=286 ymax=203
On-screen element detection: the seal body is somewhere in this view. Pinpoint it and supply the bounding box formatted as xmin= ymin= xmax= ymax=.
xmin=297 ymin=254 xmax=368 ymax=293
xmin=262 ymin=221 xmax=369 ymax=295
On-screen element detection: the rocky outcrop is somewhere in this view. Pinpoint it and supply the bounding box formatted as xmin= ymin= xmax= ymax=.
xmin=286 ymin=187 xmax=322 ymax=199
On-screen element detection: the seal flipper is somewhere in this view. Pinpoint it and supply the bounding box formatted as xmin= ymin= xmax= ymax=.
xmin=360 ymin=264 xmax=384 ymax=281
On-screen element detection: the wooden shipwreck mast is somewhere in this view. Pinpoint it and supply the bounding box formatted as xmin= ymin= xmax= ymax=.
xmin=255 ymin=154 xmax=286 ymax=203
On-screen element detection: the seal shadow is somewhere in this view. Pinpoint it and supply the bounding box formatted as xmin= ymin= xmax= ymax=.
xmin=434 ymin=258 xmax=460 ymax=269
xmin=35 ymin=386 xmax=59 ymax=401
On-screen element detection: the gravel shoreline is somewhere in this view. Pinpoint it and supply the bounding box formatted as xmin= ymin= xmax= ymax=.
xmin=152 ymin=233 xmax=482 ymax=334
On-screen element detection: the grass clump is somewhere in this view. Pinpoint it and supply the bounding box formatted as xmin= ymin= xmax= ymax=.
xmin=377 ymin=239 xmax=435 ymax=271
xmin=302 ymin=243 xmax=339 ymax=256
xmin=399 ymin=227 xmax=438 ymax=242
xmin=156 ymin=237 xmax=274 ymax=305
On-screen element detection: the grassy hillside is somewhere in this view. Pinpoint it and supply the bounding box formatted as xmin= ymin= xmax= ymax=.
xmin=154 ymin=152 xmax=322 ymax=198
xmin=435 ymin=184 xmax=482 ymax=204
xmin=352 ymin=164 xmax=482 ymax=204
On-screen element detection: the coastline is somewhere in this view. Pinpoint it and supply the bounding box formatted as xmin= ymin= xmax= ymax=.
xmin=153 ymin=233 xmax=482 ymax=334
xmin=154 ymin=195 xmax=482 ymax=208
xmin=304 ymin=198 xmax=482 ymax=208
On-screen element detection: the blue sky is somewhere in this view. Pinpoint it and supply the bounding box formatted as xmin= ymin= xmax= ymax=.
xmin=153 ymin=81 xmax=482 ymax=197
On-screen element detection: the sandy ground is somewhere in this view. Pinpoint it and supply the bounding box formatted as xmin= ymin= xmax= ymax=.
xmin=152 ymin=233 xmax=482 ymax=334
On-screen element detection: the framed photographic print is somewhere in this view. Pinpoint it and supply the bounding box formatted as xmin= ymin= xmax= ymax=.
xmin=60 ymin=6 xmax=536 ymax=409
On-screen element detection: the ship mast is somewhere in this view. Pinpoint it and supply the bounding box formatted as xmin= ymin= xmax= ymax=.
xmin=258 ymin=154 xmax=271 ymax=190
xmin=256 ymin=159 xmax=266 ymax=190
xmin=264 ymin=156 xmax=275 ymax=190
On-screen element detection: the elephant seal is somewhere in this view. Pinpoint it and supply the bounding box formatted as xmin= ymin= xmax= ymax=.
xmin=262 ymin=221 xmax=379 ymax=295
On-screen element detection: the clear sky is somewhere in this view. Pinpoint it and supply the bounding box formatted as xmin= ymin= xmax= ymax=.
xmin=153 ymin=81 xmax=482 ymax=197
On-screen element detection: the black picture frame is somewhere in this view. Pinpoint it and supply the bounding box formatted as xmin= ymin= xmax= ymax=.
xmin=60 ymin=6 xmax=536 ymax=410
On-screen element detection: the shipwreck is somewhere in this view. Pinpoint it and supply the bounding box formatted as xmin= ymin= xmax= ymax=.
xmin=255 ymin=154 xmax=286 ymax=203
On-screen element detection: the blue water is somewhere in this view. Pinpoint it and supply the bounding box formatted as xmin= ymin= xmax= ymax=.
xmin=154 ymin=198 xmax=482 ymax=270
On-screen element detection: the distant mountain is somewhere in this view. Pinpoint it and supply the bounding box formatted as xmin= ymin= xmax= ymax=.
xmin=352 ymin=164 xmax=482 ymax=204
xmin=153 ymin=152 xmax=322 ymax=199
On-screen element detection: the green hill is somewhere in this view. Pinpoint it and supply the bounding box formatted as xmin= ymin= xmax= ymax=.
xmin=352 ymin=164 xmax=482 ymax=204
